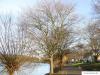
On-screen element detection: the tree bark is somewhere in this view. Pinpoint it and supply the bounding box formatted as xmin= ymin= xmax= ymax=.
xmin=9 ymin=71 xmax=14 ymax=75
xmin=94 ymin=55 xmax=98 ymax=63
xmin=50 ymin=56 xmax=54 ymax=74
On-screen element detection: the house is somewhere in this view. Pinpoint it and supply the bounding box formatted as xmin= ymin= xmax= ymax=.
xmin=97 ymin=55 xmax=100 ymax=61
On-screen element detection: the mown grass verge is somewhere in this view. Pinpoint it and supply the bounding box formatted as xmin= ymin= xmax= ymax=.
xmin=72 ymin=63 xmax=100 ymax=71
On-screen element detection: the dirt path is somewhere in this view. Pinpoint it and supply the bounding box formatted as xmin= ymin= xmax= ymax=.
xmin=56 ymin=65 xmax=82 ymax=75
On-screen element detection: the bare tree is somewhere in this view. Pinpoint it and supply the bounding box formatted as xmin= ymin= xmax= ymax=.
xmin=93 ymin=0 xmax=100 ymax=18
xmin=20 ymin=0 xmax=79 ymax=74
xmin=82 ymin=0 xmax=100 ymax=62
xmin=0 ymin=16 xmax=37 ymax=75
xmin=85 ymin=21 xmax=100 ymax=62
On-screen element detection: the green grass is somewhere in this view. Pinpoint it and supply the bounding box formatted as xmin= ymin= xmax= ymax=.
xmin=72 ymin=62 xmax=100 ymax=71
xmin=72 ymin=63 xmax=83 ymax=67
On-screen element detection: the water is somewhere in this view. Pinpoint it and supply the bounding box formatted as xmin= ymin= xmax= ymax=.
xmin=32 ymin=63 xmax=50 ymax=75
xmin=0 ymin=63 xmax=50 ymax=75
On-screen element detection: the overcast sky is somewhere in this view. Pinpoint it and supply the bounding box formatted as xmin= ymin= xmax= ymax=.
xmin=0 ymin=0 xmax=92 ymax=17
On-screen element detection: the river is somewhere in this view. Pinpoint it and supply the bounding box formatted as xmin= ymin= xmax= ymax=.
xmin=32 ymin=63 xmax=50 ymax=75
xmin=0 ymin=63 xmax=50 ymax=75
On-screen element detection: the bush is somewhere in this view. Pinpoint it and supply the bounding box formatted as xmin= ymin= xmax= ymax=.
xmin=81 ymin=63 xmax=100 ymax=71
xmin=72 ymin=63 xmax=100 ymax=70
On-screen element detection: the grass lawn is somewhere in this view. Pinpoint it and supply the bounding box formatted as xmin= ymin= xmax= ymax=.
xmin=72 ymin=62 xmax=100 ymax=71
xmin=72 ymin=63 xmax=83 ymax=67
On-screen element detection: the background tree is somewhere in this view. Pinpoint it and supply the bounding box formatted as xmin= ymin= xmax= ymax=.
xmin=83 ymin=0 xmax=100 ymax=63
xmin=85 ymin=21 xmax=100 ymax=62
xmin=93 ymin=0 xmax=100 ymax=19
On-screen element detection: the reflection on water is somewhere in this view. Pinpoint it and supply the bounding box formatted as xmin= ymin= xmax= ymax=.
xmin=0 ymin=63 xmax=50 ymax=75
xmin=32 ymin=63 xmax=50 ymax=75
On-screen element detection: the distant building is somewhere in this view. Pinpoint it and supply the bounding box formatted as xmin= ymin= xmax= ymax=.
xmin=97 ymin=55 xmax=100 ymax=61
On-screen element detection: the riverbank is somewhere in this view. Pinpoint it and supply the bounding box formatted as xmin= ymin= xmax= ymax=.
xmin=45 ymin=64 xmax=81 ymax=75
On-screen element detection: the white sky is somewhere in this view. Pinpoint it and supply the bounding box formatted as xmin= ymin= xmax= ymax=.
xmin=0 ymin=0 xmax=92 ymax=17
xmin=0 ymin=0 xmax=37 ymax=15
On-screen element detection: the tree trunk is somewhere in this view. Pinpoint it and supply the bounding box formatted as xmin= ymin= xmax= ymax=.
xmin=9 ymin=71 xmax=14 ymax=75
xmin=50 ymin=56 xmax=54 ymax=74
xmin=94 ymin=55 xmax=98 ymax=63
